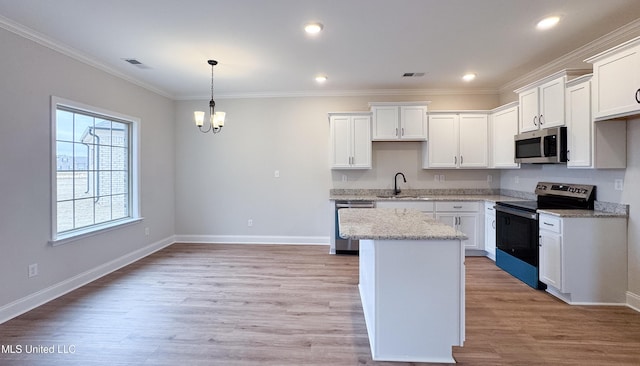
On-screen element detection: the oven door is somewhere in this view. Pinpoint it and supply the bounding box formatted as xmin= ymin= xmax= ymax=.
xmin=495 ymin=206 xmax=539 ymax=266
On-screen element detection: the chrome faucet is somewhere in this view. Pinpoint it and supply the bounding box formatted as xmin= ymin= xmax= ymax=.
xmin=394 ymin=172 xmax=406 ymax=195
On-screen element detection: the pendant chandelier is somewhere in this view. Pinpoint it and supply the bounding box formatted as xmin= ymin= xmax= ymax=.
xmin=194 ymin=59 xmax=225 ymax=134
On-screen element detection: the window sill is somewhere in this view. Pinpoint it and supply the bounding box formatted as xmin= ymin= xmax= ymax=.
xmin=50 ymin=217 xmax=144 ymax=247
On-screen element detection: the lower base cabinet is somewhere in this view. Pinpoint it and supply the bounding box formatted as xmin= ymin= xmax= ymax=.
xmin=435 ymin=202 xmax=483 ymax=253
xmin=484 ymin=202 xmax=496 ymax=261
xmin=538 ymin=213 xmax=627 ymax=304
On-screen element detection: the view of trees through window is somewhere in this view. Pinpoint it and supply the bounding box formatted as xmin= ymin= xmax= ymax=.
xmin=55 ymin=107 xmax=130 ymax=234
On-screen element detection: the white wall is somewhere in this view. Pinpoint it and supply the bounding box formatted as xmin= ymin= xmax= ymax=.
xmin=174 ymin=93 xmax=500 ymax=242
xmin=0 ymin=28 xmax=175 ymax=313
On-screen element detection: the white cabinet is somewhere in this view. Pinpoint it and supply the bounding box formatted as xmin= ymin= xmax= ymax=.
xmin=423 ymin=112 xmax=488 ymax=168
xmin=489 ymin=103 xmax=520 ymax=169
xmin=329 ymin=113 xmax=372 ymax=169
xmin=538 ymin=213 xmax=628 ymax=304
xmin=515 ymin=69 xmax=590 ymax=132
xmin=538 ymin=215 xmax=562 ymax=289
xmin=585 ymin=36 xmax=640 ymax=121
xmin=435 ymin=201 xmax=483 ymax=252
xmin=484 ymin=202 xmax=496 ymax=261
xmin=566 ymin=75 xmax=627 ymax=169
xmin=369 ymin=102 xmax=429 ymax=141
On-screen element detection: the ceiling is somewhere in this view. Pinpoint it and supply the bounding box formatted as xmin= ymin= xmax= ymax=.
xmin=1 ymin=0 xmax=640 ymax=100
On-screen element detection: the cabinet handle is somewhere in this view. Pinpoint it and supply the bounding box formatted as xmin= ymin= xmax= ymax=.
xmin=543 ymin=221 xmax=555 ymax=227
xmin=636 ymin=88 xmax=640 ymax=104
xmin=401 ymin=127 xmax=405 ymax=136
xmin=539 ymin=114 xmax=544 ymax=125
xmin=395 ymin=128 xmax=399 ymax=137
xmin=566 ymin=150 xmax=570 ymax=162
xmin=460 ymin=156 xmax=463 ymax=164
xmin=454 ymin=156 xmax=457 ymax=164
xmin=492 ymin=220 xmax=496 ymax=229
xmin=453 ymin=205 xmax=463 ymax=209
xmin=533 ymin=116 xmax=537 ymax=126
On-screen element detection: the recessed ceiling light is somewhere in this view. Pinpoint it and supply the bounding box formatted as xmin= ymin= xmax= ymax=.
xmin=315 ymin=75 xmax=328 ymax=83
xmin=462 ymin=73 xmax=476 ymax=82
xmin=537 ymin=16 xmax=560 ymax=30
xmin=305 ymin=23 xmax=323 ymax=34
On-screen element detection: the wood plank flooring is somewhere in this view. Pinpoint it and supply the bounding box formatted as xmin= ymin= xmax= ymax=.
xmin=1 ymin=244 xmax=639 ymax=365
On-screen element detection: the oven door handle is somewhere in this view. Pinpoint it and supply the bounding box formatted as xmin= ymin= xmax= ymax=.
xmin=495 ymin=206 xmax=538 ymax=220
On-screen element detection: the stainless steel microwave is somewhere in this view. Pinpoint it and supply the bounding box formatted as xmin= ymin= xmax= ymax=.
xmin=514 ymin=126 xmax=567 ymax=164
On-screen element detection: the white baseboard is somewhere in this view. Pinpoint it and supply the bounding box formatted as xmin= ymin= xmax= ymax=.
xmin=175 ymin=234 xmax=330 ymax=246
xmin=627 ymin=291 xmax=640 ymax=312
xmin=0 ymin=236 xmax=175 ymax=324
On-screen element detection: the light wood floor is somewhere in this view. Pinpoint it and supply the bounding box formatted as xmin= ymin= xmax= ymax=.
xmin=1 ymin=244 xmax=639 ymax=365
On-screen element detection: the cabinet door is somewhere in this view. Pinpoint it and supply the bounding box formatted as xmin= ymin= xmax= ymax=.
xmin=491 ymin=106 xmax=519 ymax=168
xmin=458 ymin=114 xmax=488 ymax=168
xmin=436 ymin=213 xmax=479 ymax=250
xmin=539 ymin=77 xmax=566 ymax=128
xmin=519 ymin=88 xmax=540 ymax=132
xmin=427 ymin=114 xmax=458 ymax=168
xmin=592 ymin=44 xmax=640 ymax=120
xmin=351 ymin=115 xmax=372 ymax=168
xmin=566 ymin=80 xmax=592 ymax=168
xmin=400 ymin=106 xmax=427 ymax=140
xmin=329 ymin=115 xmax=352 ymax=168
xmin=458 ymin=214 xmax=480 ymax=250
xmin=372 ymin=106 xmax=399 ymax=140
xmin=484 ymin=211 xmax=496 ymax=261
xmin=539 ymin=230 xmax=562 ymax=290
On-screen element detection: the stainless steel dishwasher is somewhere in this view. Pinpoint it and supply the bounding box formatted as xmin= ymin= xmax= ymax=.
xmin=334 ymin=200 xmax=375 ymax=255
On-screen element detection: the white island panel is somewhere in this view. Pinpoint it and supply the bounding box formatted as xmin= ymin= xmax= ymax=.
xmin=359 ymin=238 xmax=464 ymax=363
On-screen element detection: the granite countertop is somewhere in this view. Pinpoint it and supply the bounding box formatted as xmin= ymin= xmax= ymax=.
xmin=537 ymin=209 xmax=628 ymax=218
xmin=338 ymin=208 xmax=467 ymax=241
xmin=330 ymin=193 xmax=522 ymax=203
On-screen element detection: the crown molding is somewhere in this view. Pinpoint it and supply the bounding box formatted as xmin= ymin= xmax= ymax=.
xmin=0 ymin=15 xmax=174 ymax=99
xmin=500 ymin=18 xmax=640 ymax=94
xmin=177 ymin=88 xmax=499 ymax=101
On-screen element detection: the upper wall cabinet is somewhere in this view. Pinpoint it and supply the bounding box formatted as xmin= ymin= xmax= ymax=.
xmin=423 ymin=112 xmax=488 ymax=169
xmin=585 ymin=36 xmax=640 ymax=121
xmin=565 ymin=75 xmax=626 ymax=169
xmin=515 ymin=69 xmax=591 ymax=133
xmin=489 ymin=102 xmax=520 ymax=169
xmin=369 ymin=102 xmax=429 ymax=141
xmin=329 ymin=112 xmax=372 ymax=170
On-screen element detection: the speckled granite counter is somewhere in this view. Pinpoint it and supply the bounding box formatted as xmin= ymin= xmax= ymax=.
xmin=537 ymin=209 xmax=627 ymax=218
xmin=338 ymin=208 xmax=467 ymax=240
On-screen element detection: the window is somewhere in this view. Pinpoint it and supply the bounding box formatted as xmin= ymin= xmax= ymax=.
xmin=51 ymin=97 xmax=140 ymax=244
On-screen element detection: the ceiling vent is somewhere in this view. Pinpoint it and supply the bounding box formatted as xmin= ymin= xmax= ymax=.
xmin=402 ymin=72 xmax=425 ymax=77
xmin=123 ymin=58 xmax=150 ymax=69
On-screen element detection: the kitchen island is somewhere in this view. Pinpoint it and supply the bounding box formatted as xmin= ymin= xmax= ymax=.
xmin=338 ymin=208 xmax=467 ymax=363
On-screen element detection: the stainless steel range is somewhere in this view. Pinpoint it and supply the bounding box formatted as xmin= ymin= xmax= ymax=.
xmin=494 ymin=182 xmax=596 ymax=289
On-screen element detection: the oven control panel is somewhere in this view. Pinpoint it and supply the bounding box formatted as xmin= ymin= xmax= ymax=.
xmin=535 ymin=182 xmax=595 ymax=200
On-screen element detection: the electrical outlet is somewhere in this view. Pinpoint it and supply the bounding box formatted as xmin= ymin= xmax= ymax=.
xmin=247 ymin=219 xmax=253 ymax=227
xmin=614 ymin=179 xmax=624 ymax=191
xmin=274 ymin=170 xmax=280 ymax=178
xmin=341 ymin=174 xmax=347 ymax=182
xmin=439 ymin=175 xmax=445 ymax=182
xmin=487 ymin=175 xmax=493 ymax=183
xmin=434 ymin=175 xmax=439 ymax=182
xmin=144 ymin=227 xmax=150 ymax=236
xmin=28 ymin=263 xmax=38 ymax=278
xmin=515 ymin=176 xmax=520 ymax=184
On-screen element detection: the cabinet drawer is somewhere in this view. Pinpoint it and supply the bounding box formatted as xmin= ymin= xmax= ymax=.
xmin=539 ymin=215 xmax=561 ymax=234
xmin=377 ymin=200 xmax=434 ymax=212
xmin=484 ymin=202 xmax=496 ymax=215
xmin=436 ymin=201 xmax=479 ymax=212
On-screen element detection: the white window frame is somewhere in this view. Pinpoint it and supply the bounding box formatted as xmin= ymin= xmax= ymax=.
xmin=50 ymin=96 xmax=141 ymax=246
